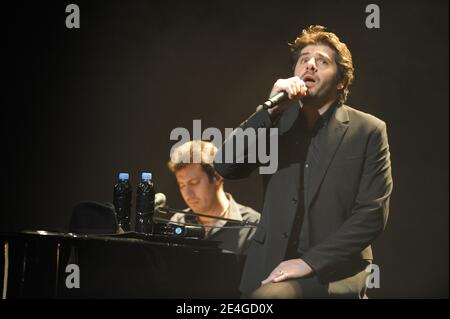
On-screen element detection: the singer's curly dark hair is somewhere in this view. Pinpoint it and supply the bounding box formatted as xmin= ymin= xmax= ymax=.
xmin=168 ymin=140 xmax=220 ymax=184
xmin=289 ymin=25 xmax=354 ymax=105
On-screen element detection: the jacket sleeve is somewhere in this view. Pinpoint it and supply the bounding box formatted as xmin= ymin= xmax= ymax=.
xmin=301 ymin=121 xmax=393 ymax=276
xmin=214 ymin=107 xmax=274 ymax=179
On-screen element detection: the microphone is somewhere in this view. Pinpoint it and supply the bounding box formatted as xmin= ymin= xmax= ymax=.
xmin=152 ymin=193 xmax=205 ymax=239
xmin=153 ymin=222 xmax=205 ymax=239
xmin=172 ymin=224 xmax=205 ymax=239
xmin=262 ymin=82 xmax=309 ymax=110
xmin=262 ymin=91 xmax=288 ymax=109
xmin=155 ymin=193 xmax=167 ymax=208
xmin=157 ymin=205 xmax=259 ymax=227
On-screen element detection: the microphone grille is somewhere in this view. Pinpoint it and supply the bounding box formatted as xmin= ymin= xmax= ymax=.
xmin=155 ymin=193 xmax=167 ymax=207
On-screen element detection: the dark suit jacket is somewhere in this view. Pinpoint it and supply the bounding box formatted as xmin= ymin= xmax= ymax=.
xmin=214 ymin=103 xmax=393 ymax=295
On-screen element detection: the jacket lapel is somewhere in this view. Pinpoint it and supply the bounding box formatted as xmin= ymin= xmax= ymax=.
xmin=305 ymin=105 xmax=350 ymax=210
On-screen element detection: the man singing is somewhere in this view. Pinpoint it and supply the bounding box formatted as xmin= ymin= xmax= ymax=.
xmin=214 ymin=25 xmax=393 ymax=298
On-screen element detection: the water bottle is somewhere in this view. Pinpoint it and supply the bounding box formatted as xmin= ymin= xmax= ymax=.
xmin=113 ymin=173 xmax=132 ymax=231
xmin=135 ymin=172 xmax=155 ymax=234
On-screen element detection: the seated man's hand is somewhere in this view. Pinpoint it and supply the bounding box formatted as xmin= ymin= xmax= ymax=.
xmin=169 ymin=212 xmax=185 ymax=224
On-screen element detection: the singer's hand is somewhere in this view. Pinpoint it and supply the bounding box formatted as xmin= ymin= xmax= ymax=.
xmin=267 ymin=76 xmax=307 ymax=118
xmin=260 ymin=258 xmax=314 ymax=285
xmin=270 ymin=76 xmax=307 ymax=100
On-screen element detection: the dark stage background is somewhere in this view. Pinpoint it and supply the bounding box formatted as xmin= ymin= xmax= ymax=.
xmin=1 ymin=0 xmax=448 ymax=298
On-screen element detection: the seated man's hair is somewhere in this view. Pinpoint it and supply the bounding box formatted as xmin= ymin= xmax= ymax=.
xmin=168 ymin=140 xmax=219 ymax=183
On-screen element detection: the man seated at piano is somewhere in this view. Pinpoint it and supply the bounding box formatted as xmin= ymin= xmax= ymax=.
xmin=168 ymin=140 xmax=260 ymax=255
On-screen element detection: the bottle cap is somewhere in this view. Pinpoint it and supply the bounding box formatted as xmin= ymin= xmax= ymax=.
xmin=141 ymin=172 xmax=152 ymax=181
xmin=118 ymin=173 xmax=129 ymax=180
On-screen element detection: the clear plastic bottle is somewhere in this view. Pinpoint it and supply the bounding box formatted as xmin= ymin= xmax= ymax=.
xmin=135 ymin=172 xmax=155 ymax=234
xmin=113 ymin=172 xmax=132 ymax=231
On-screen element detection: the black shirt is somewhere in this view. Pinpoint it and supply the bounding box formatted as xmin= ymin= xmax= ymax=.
xmin=284 ymin=102 xmax=338 ymax=259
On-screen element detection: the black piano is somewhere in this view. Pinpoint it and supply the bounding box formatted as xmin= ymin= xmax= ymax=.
xmin=0 ymin=231 xmax=245 ymax=298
